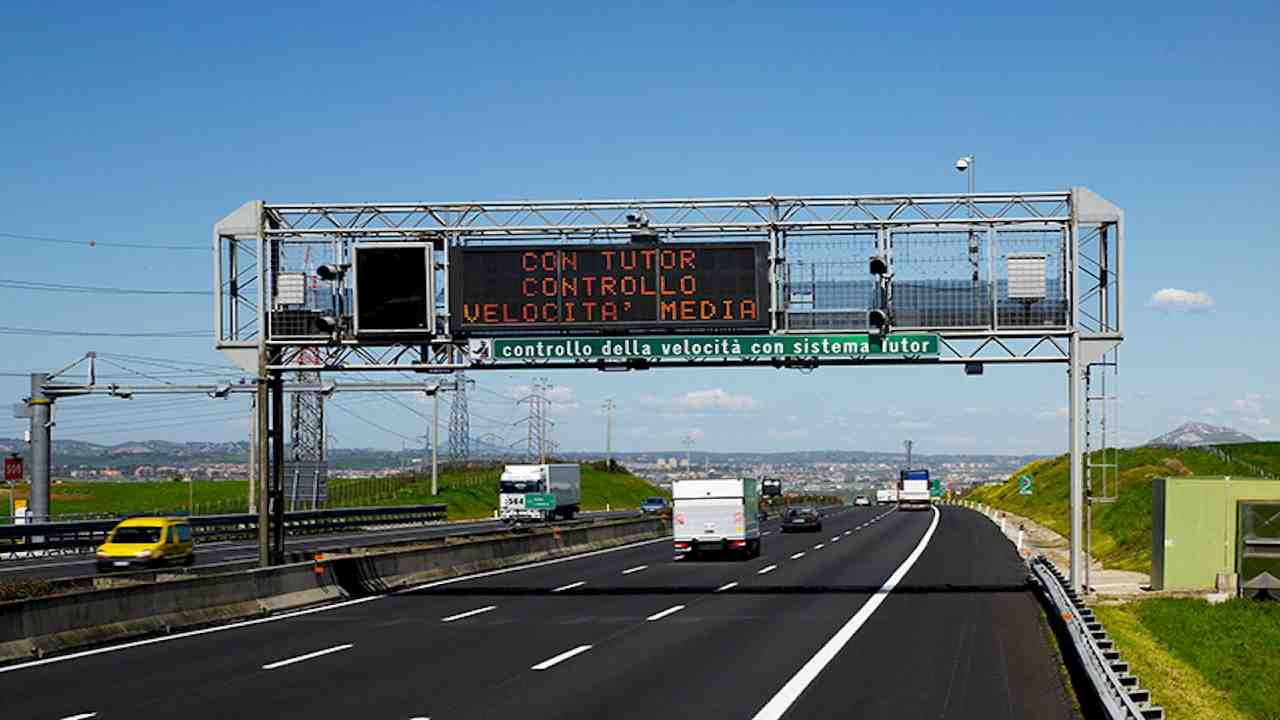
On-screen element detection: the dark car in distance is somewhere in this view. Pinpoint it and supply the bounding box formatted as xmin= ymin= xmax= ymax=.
xmin=780 ymin=506 xmax=822 ymax=533
xmin=641 ymin=497 xmax=669 ymax=514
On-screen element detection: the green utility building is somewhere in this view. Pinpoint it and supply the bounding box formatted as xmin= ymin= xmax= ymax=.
xmin=1151 ymin=476 xmax=1280 ymax=592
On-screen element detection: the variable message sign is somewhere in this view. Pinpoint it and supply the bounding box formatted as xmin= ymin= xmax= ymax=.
xmin=471 ymin=333 xmax=939 ymax=364
xmin=449 ymin=243 xmax=769 ymax=335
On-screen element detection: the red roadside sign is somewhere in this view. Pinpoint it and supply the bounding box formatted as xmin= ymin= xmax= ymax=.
xmin=4 ymin=455 xmax=22 ymax=482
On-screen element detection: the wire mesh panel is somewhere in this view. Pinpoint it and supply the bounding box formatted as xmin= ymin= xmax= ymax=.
xmin=994 ymin=228 xmax=1068 ymax=329
xmin=781 ymin=233 xmax=877 ymax=331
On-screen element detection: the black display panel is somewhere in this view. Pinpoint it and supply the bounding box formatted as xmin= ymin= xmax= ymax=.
xmin=353 ymin=245 xmax=432 ymax=335
xmin=449 ymin=242 xmax=770 ymax=335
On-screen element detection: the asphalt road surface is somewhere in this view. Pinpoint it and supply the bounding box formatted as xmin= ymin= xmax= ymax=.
xmin=0 ymin=510 xmax=639 ymax=583
xmin=0 ymin=506 xmax=1079 ymax=719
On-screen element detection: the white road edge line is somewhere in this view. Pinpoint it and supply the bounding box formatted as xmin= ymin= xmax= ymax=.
xmin=261 ymin=643 xmax=353 ymax=670
xmin=750 ymin=506 xmax=940 ymax=720
xmin=531 ymin=644 xmax=593 ymax=670
xmin=621 ymin=565 xmax=648 ymax=575
xmin=716 ymin=582 xmax=739 ymax=592
xmin=0 ymin=535 xmax=669 ymax=675
xmin=646 ymin=605 xmax=686 ymax=621
xmin=790 ymin=552 xmax=805 ymax=560
xmin=757 ymin=564 xmax=778 ymax=575
xmin=551 ymin=581 xmax=585 ymax=593
xmin=441 ymin=606 xmax=497 ymax=623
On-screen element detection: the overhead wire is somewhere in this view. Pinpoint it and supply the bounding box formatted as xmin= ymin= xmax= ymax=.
xmin=0 ymin=231 xmax=206 ymax=252
xmin=0 ymin=279 xmax=210 ymax=296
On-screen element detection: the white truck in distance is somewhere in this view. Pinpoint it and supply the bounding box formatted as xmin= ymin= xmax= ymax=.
xmin=672 ymin=478 xmax=761 ymax=559
xmin=876 ymin=488 xmax=898 ymax=505
xmin=898 ymin=469 xmax=931 ymax=511
xmin=499 ymin=464 xmax=581 ymax=522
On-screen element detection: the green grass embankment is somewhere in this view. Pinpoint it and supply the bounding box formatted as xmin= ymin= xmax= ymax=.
xmin=967 ymin=446 xmax=1273 ymax=573
xmin=1094 ymin=598 xmax=1280 ymax=720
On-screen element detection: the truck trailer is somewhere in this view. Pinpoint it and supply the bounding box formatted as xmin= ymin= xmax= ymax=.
xmin=876 ymin=488 xmax=898 ymax=505
xmin=672 ymin=478 xmax=761 ymax=559
xmin=499 ymin=464 xmax=581 ymax=522
xmin=898 ymin=469 xmax=932 ymax=511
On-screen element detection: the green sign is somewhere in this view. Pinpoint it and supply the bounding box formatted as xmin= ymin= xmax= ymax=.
xmin=930 ymin=478 xmax=944 ymax=498
xmin=474 ymin=333 xmax=939 ymax=363
xmin=1019 ymin=475 xmax=1033 ymax=495
xmin=525 ymin=493 xmax=557 ymax=510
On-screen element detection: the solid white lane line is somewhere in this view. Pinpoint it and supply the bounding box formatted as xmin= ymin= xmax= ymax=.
xmin=0 ymin=535 xmax=670 ymax=675
xmin=262 ymin=643 xmax=353 ymax=670
xmin=751 ymin=507 xmax=940 ymax=720
xmin=531 ymin=645 xmax=593 ymax=670
xmin=646 ymin=605 xmax=686 ymax=622
xmin=59 ymin=714 xmax=97 ymax=720
xmin=790 ymin=552 xmax=805 ymax=560
xmin=757 ymin=564 xmax=778 ymax=575
xmin=622 ymin=565 xmax=648 ymax=575
xmin=441 ymin=606 xmax=497 ymax=623
xmin=813 ymin=544 xmax=825 ymax=550
xmin=551 ymin=581 xmax=585 ymax=593
xmin=716 ymin=582 xmax=739 ymax=592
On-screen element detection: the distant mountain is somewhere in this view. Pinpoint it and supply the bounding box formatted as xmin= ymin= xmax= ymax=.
xmin=1147 ymin=422 xmax=1257 ymax=448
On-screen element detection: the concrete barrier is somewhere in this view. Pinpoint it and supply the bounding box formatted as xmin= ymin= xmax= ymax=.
xmin=0 ymin=516 xmax=666 ymax=663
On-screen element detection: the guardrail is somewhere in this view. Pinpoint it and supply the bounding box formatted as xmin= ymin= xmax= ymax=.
xmin=0 ymin=504 xmax=447 ymax=558
xmin=1028 ymin=555 xmax=1165 ymax=720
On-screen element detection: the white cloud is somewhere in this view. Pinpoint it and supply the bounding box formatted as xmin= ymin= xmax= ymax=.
xmin=1036 ymin=406 xmax=1069 ymax=420
xmin=1203 ymin=407 xmax=1219 ymax=417
xmin=768 ymin=429 xmax=808 ymax=442
xmin=642 ymin=388 xmax=757 ymax=414
xmin=1148 ymin=288 xmax=1214 ymax=312
xmin=1232 ymin=394 xmax=1264 ymax=414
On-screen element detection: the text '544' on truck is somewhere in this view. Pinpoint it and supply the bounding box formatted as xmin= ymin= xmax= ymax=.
xmin=499 ymin=464 xmax=582 ymax=523
xmin=672 ymin=478 xmax=761 ymax=559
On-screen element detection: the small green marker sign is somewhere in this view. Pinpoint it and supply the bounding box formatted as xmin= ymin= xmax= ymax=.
xmin=525 ymin=493 xmax=557 ymax=510
xmin=1019 ymin=475 xmax=1033 ymax=495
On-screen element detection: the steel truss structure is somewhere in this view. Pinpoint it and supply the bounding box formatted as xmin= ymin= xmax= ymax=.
xmin=214 ymin=188 xmax=1123 ymax=587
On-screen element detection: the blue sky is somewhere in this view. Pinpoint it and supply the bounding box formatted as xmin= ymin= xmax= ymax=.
xmin=2 ymin=1 xmax=1276 ymax=455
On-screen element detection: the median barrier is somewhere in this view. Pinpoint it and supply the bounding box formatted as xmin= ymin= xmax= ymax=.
xmin=0 ymin=516 xmax=666 ymax=664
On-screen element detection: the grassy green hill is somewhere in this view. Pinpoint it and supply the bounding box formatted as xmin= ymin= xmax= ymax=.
xmin=1210 ymin=442 xmax=1280 ymax=477
xmin=2 ymin=461 xmax=667 ymax=522
xmin=967 ymin=445 xmax=1279 ymax=573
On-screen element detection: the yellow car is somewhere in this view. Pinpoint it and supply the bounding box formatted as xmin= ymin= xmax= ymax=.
xmin=96 ymin=517 xmax=196 ymax=572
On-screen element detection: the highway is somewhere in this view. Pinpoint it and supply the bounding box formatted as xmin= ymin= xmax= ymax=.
xmin=0 ymin=510 xmax=639 ymax=583
xmin=0 ymin=506 xmax=1078 ymax=719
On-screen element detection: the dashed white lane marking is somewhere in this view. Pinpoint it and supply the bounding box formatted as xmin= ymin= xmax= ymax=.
xmin=441 ymin=606 xmax=496 ymax=623
xmin=646 ymin=605 xmax=686 ymax=622
xmin=551 ymin=581 xmax=585 ymax=593
xmin=844 ymin=530 xmax=852 ymax=536
xmin=750 ymin=507 xmax=940 ymax=720
xmin=831 ymin=536 xmax=841 ymax=543
xmin=0 ymin=535 xmax=671 ymax=676
xmin=531 ymin=645 xmax=593 ymax=670
xmin=59 ymin=714 xmax=97 ymax=720
xmin=262 ymin=643 xmax=353 ymax=670
xmin=813 ymin=544 xmax=825 ymax=550
xmin=716 ymin=582 xmax=739 ymax=592
xmin=757 ymin=564 xmax=778 ymax=575
xmin=790 ymin=552 xmax=805 ymax=560
xmin=622 ymin=565 xmax=648 ymax=575
xmin=762 ymin=531 xmax=772 ymax=536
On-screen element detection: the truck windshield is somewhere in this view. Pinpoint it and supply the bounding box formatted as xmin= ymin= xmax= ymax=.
xmin=500 ymin=480 xmax=541 ymax=493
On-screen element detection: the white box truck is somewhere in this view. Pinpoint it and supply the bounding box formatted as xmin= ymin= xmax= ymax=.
xmin=499 ymin=464 xmax=581 ymax=522
xmin=898 ymin=469 xmax=931 ymax=511
xmin=672 ymin=478 xmax=761 ymax=559
xmin=876 ymin=488 xmax=898 ymax=505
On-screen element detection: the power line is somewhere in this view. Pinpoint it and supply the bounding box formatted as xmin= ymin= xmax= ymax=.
xmin=328 ymin=400 xmax=420 ymax=443
xmin=0 ymin=231 xmax=206 ymax=252
xmin=0 ymin=278 xmax=211 ymax=296
xmin=0 ymin=325 xmax=209 ymax=338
